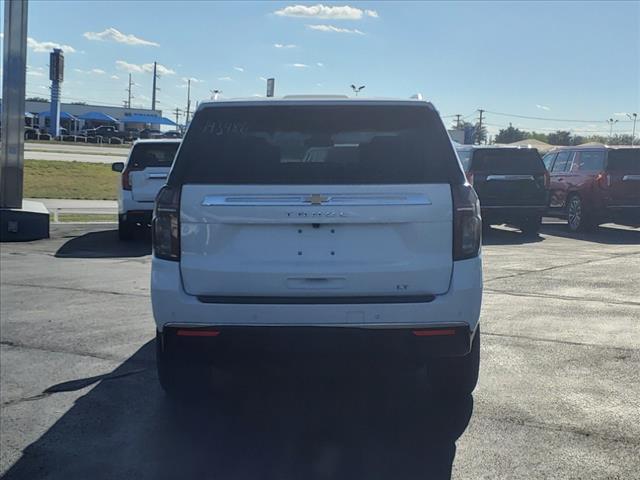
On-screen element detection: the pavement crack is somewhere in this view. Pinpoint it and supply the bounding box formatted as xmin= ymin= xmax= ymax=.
xmin=482 ymin=331 xmax=638 ymax=352
xmin=493 ymin=415 xmax=640 ymax=445
xmin=484 ymin=251 xmax=640 ymax=283
xmin=484 ymin=288 xmax=640 ymax=307
xmin=1 ymin=282 xmax=148 ymax=298
xmin=0 ymin=340 xmax=130 ymax=363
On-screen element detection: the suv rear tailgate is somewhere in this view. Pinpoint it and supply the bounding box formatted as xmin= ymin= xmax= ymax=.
xmin=179 ymin=184 xmax=453 ymax=298
xmin=471 ymin=149 xmax=547 ymax=207
xmin=606 ymin=149 xmax=640 ymax=206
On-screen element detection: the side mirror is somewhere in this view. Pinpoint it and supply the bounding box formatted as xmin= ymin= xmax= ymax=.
xmin=112 ymin=162 xmax=125 ymax=173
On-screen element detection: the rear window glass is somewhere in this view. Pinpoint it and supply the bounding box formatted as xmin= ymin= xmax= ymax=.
xmin=471 ymin=149 xmax=545 ymax=173
xmin=574 ymin=151 xmax=605 ymax=171
xmin=129 ymin=143 xmax=180 ymax=168
xmin=457 ymin=150 xmax=473 ymax=171
xmin=170 ymin=105 xmax=462 ymax=185
xmin=607 ymin=149 xmax=640 ymax=173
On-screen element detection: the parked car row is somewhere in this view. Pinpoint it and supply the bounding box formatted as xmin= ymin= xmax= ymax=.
xmin=456 ymin=144 xmax=639 ymax=233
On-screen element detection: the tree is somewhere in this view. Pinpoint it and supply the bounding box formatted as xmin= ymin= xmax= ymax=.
xmin=526 ymin=131 xmax=549 ymax=143
xmin=26 ymin=97 xmax=48 ymax=102
xmin=474 ymin=123 xmax=487 ymax=144
xmin=70 ymin=101 xmax=87 ymax=105
xmin=495 ymin=124 xmax=527 ymax=144
xmin=547 ymin=130 xmax=572 ymax=146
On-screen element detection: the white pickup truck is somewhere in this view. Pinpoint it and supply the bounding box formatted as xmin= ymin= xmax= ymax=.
xmin=112 ymin=139 xmax=181 ymax=240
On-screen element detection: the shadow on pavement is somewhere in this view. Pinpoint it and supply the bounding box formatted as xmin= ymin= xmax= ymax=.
xmin=540 ymin=223 xmax=640 ymax=245
xmin=3 ymin=341 xmax=473 ymax=480
xmin=482 ymin=225 xmax=545 ymax=246
xmin=55 ymin=228 xmax=151 ymax=258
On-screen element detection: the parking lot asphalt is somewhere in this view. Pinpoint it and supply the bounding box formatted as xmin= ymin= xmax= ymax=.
xmin=1 ymin=222 xmax=639 ymax=479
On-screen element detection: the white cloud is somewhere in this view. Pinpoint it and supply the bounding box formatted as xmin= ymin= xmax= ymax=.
xmin=111 ymin=75 xmax=120 ymax=80
xmin=289 ymin=63 xmax=310 ymax=68
xmin=27 ymin=37 xmax=76 ymax=53
xmin=115 ymin=60 xmax=175 ymax=75
xmin=251 ymin=93 xmax=264 ymax=97
xmin=306 ymin=24 xmax=364 ymax=34
xmin=316 ymin=83 xmax=323 ymax=87
xmin=233 ymin=66 xmax=245 ymax=72
xmin=27 ymin=66 xmax=45 ymax=77
xmin=83 ymin=28 xmax=159 ymax=47
xmin=259 ymin=76 xmax=268 ymax=82
xmin=274 ymin=43 xmax=297 ymax=49
xmin=275 ymin=4 xmax=377 ymax=20
xmin=74 ymin=67 xmax=107 ymax=75
xmin=535 ymin=104 xmax=551 ymax=111
xmin=613 ymin=112 xmax=629 ymax=117
xmin=316 ymin=62 xmax=324 ymax=67
xmin=181 ymin=76 xmax=204 ymax=83
xmin=218 ymin=76 xmax=233 ymax=81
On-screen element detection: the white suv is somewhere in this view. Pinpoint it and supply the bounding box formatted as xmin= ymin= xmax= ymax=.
xmin=151 ymin=97 xmax=482 ymax=398
xmin=112 ymin=139 xmax=181 ymax=240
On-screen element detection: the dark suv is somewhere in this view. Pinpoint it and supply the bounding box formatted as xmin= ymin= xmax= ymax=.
xmin=456 ymin=146 xmax=549 ymax=234
xmin=544 ymin=145 xmax=640 ymax=231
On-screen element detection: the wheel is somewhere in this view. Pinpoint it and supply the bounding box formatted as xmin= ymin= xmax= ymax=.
xmin=118 ymin=215 xmax=134 ymax=241
xmin=566 ymin=195 xmax=594 ymax=232
xmin=520 ymin=216 xmax=542 ymax=236
xmin=429 ymin=326 xmax=480 ymax=397
xmin=156 ymin=331 xmax=209 ymax=401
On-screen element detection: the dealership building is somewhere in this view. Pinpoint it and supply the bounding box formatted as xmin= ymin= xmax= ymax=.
xmin=1 ymin=99 xmax=176 ymax=133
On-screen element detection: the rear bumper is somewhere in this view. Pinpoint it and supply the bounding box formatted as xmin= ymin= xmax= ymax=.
xmin=151 ymin=256 xmax=482 ymax=349
xmin=159 ymin=324 xmax=475 ymax=365
xmin=481 ymin=205 xmax=547 ymax=222
xmin=121 ymin=210 xmax=152 ymax=225
xmin=604 ymin=205 xmax=640 ymax=225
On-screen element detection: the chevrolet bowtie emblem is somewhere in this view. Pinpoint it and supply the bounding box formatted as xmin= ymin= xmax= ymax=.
xmin=305 ymin=194 xmax=330 ymax=205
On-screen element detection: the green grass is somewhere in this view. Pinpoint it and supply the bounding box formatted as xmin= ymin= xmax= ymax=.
xmin=24 ymin=160 xmax=118 ymax=200
xmin=55 ymin=213 xmax=117 ymax=223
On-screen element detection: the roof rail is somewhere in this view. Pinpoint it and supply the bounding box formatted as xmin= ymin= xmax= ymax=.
xmin=281 ymin=94 xmax=350 ymax=99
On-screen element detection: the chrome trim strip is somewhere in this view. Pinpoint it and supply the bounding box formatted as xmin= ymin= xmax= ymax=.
xmin=201 ymin=193 xmax=432 ymax=207
xmin=481 ymin=205 xmax=547 ymax=209
xmin=486 ymin=175 xmax=535 ymax=181
xmin=606 ymin=205 xmax=640 ymax=208
xmin=147 ymin=173 xmax=168 ymax=179
xmin=622 ymin=175 xmax=640 ymax=181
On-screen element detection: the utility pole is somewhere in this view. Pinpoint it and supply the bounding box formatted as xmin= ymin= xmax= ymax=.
xmin=607 ymin=118 xmax=618 ymax=140
xmin=455 ymin=114 xmax=462 ymax=129
xmin=174 ymin=107 xmax=182 ymax=128
xmin=125 ymin=73 xmax=133 ymax=109
xmin=151 ymin=61 xmax=158 ymax=111
xmin=627 ymin=113 xmax=638 ymax=145
xmin=185 ymin=79 xmax=191 ymax=125
xmin=476 ymin=109 xmax=485 ymax=145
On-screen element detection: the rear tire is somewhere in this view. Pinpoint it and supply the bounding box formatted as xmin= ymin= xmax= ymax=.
xmin=520 ymin=216 xmax=542 ymax=236
xmin=567 ymin=195 xmax=595 ymax=232
xmin=118 ymin=215 xmax=134 ymax=241
xmin=156 ymin=331 xmax=209 ymax=401
xmin=429 ymin=326 xmax=480 ymax=397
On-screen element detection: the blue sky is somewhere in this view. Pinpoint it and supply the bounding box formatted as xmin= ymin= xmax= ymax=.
xmin=4 ymin=1 xmax=640 ymax=136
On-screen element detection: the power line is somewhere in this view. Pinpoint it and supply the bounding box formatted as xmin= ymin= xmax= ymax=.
xmin=484 ymin=110 xmax=632 ymax=124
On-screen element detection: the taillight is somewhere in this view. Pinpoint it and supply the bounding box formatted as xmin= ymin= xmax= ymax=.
xmin=121 ymin=164 xmax=142 ymax=191
xmin=153 ymin=185 xmax=181 ymax=261
xmin=465 ymin=171 xmax=474 ymax=186
xmin=595 ymin=171 xmax=610 ymax=188
xmin=452 ymin=183 xmax=482 ymax=261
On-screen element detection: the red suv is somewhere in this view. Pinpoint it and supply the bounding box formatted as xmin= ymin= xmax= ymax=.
xmin=544 ymin=145 xmax=640 ymax=231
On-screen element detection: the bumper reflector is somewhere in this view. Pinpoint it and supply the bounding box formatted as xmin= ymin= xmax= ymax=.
xmin=176 ymin=329 xmax=220 ymax=337
xmin=412 ymin=328 xmax=456 ymax=337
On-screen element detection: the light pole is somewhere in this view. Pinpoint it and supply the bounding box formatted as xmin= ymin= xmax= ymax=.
xmin=210 ymin=89 xmax=222 ymax=101
xmin=627 ymin=113 xmax=638 ymax=145
xmin=350 ymin=84 xmax=365 ymax=96
xmin=606 ymin=118 xmax=618 ymax=141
